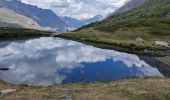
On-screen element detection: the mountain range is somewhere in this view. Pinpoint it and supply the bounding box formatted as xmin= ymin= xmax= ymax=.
xmin=0 ymin=0 xmax=71 ymax=32
xmin=0 ymin=0 xmax=103 ymax=32
xmin=61 ymin=15 xmax=103 ymax=29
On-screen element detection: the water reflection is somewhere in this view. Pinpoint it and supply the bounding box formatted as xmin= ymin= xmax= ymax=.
xmin=0 ymin=37 xmax=163 ymax=86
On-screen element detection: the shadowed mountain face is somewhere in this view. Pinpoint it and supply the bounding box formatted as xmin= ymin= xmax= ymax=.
xmin=0 ymin=0 xmax=70 ymax=32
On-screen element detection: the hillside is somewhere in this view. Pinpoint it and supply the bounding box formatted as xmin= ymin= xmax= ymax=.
xmin=0 ymin=0 xmax=70 ymax=32
xmin=0 ymin=8 xmax=43 ymax=30
xmin=58 ymin=0 xmax=170 ymax=54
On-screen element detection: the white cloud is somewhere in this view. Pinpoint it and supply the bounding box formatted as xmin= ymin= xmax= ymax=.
xmin=20 ymin=0 xmax=129 ymax=19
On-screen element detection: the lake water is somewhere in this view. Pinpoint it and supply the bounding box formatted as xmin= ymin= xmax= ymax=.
xmin=0 ymin=37 xmax=164 ymax=86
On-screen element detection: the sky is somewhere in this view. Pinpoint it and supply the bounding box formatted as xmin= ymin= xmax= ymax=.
xmin=20 ymin=0 xmax=129 ymax=20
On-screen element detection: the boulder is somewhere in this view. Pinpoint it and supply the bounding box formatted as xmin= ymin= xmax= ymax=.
xmin=0 ymin=64 xmax=9 ymax=71
xmin=1 ymin=89 xmax=16 ymax=95
xmin=165 ymin=13 xmax=170 ymax=18
xmin=61 ymin=96 xmax=72 ymax=100
xmin=155 ymin=41 xmax=169 ymax=47
xmin=136 ymin=37 xmax=145 ymax=43
xmin=0 ymin=67 xmax=9 ymax=71
xmin=0 ymin=64 xmax=16 ymax=71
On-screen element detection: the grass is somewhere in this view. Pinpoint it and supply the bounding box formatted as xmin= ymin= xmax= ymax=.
xmin=0 ymin=27 xmax=52 ymax=41
xmin=156 ymin=56 xmax=170 ymax=65
xmin=57 ymin=0 xmax=170 ymax=56
xmin=0 ymin=77 xmax=170 ymax=100
xmin=57 ymin=28 xmax=168 ymax=56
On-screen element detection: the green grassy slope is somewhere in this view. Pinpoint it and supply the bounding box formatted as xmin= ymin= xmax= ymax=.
xmin=0 ymin=8 xmax=43 ymax=30
xmin=95 ymin=0 xmax=170 ymax=35
xmin=58 ymin=0 xmax=170 ymax=52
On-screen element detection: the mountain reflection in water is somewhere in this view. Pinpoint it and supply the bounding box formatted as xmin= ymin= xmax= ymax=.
xmin=0 ymin=37 xmax=163 ymax=86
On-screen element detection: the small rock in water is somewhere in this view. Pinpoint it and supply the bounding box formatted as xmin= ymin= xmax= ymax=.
xmin=0 ymin=68 xmax=9 ymax=71
xmin=1 ymin=89 xmax=16 ymax=95
xmin=0 ymin=64 xmax=16 ymax=71
xmin=61 ymin=96 xmax=72 ymax=100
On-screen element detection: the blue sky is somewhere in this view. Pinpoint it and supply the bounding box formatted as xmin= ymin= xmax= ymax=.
xmin=20 ymin=0 xmax=129 ymax=19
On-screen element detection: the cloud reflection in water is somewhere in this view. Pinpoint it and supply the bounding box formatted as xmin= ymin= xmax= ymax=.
xmin=0 ymin=37 xmax=163 ymax=86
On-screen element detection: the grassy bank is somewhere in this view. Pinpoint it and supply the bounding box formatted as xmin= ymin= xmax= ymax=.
xmin=57 ymin=31 xmax=169 ymax=57
xmin=57 ymin=23 xmax=170 ymax=56
xmin=0 ymin=27 xmax=52 ymax=41
xmin=0 ymin=77 xmax=170 ymax=100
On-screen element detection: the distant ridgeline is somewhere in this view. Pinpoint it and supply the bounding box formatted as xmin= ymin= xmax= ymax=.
xmin=0 ymin=0 xmax=71 ymax=32
xmin=60 ymin=15 xmax=103 ymax=29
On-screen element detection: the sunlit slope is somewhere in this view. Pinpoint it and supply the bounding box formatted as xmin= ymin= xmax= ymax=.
xmin=59 ymin=0 xmax=170 ymax=50
xmin=0 ymin=8 xmax=43 ymax=30
xmin=95 ymin=0 xmax=170 ymax=34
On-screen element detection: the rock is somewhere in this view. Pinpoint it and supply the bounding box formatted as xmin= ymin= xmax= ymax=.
xmin=136 ymin=37 xmax=145 ymax=43
xmin=165 ymin=13 xmax=170 ymax=18
xmin=155 ymin=41 xmax=169 ymax=47
xmin=61 ymin=96 xmax=72 ymax=100
xmin=1 ymin=89 xmax=16 ymax=95
xmin=144 ymin=49 xmax=148 ymax=52
xmin=0 ymin=67 xmax=9 ymax=71
xmin=0 ymin=64 xmax=16 ymax=71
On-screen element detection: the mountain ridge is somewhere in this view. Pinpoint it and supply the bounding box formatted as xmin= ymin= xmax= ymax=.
xmin=61 ymin=15 xmax=103 ymax=29
xmin=113 ymin=0 xmax=145 ymax=15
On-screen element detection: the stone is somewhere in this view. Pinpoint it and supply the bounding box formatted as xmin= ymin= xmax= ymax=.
xmin=155 ymin=41 xmax=169 ymax=47
xmin=165 ymin=13 xmax=170 ymax=18
xmin=144 ymin=49 xmax=148 ymax=52
xmin=1 ymin=89 xmax=16 ymax=95
xmin=0 ymin=64 xmax=16 ymax=71
xmin=136 ymin=37 xmax=145 ymax=43
xmin=61 ymin=96 xmax=72 ymax=100
xmin=0 ymin=67 xmax=9 ymax=71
